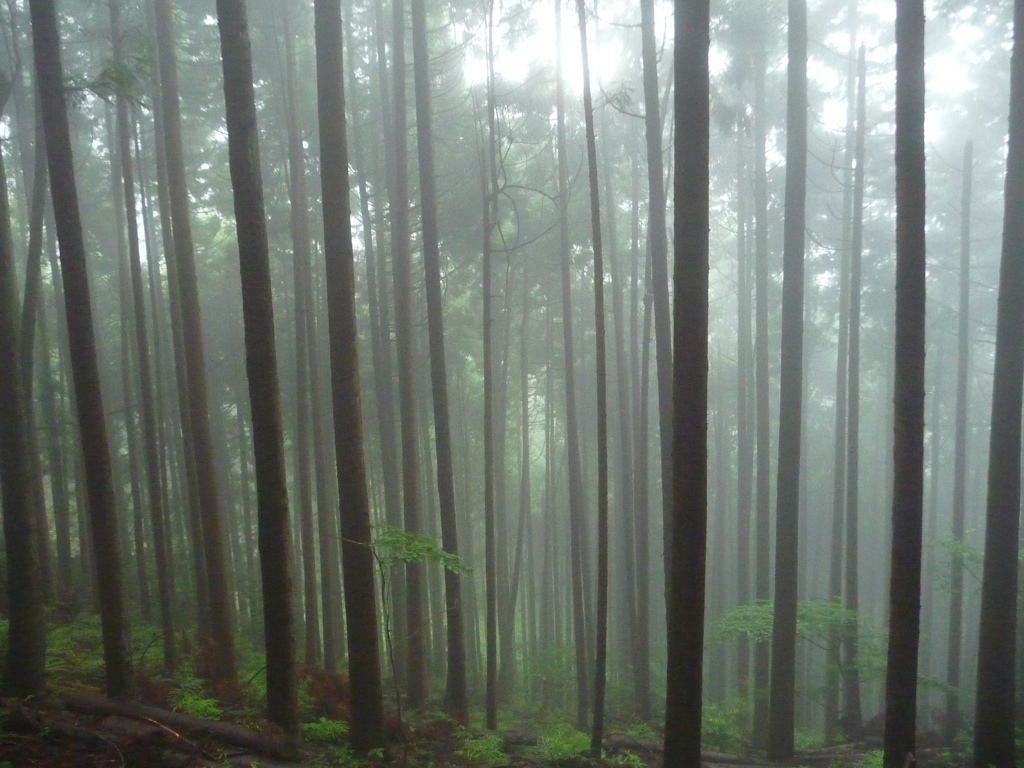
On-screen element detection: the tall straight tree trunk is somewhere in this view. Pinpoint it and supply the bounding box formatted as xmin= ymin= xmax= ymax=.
xmin=573 ymin=0 xmax=608 ymax=752
xmin=0 ymin=71 xmax=46 ymax=698
xmin=555 ymin=0 xmax=590 ymax=728
xmin=945 ymin=139 xmax=972 ymax=741
xmin=479 ymin=25 xmax=499 ymax=726
xmin=109 ymin=0 xmax=175 ymax=673
xmin=752 ymin=32 xmax=773 ymax=742
xmin=767 ymin=0 xmax=807 ymax=758
xmin=153 ymin=0 xmax=235 ymax=686
xmin=842 ymin=45 xmax=867 ymax=736
xmin=826 ymin=8 xmax=857 ymax=740
xmin=663 ymin=0 xmax=709 ymax=763
xmin=735 ymin=124 xmax=753 ymax=704
xmin=214 ymin=0 xmax=296 ymax=733
xmin=280 ymin=1 xmax=321 ymax=669
xmin=314 ymin=0 xmax=385 ymax=752
xmin=973 ymin=4 xmax=1024 ymax=767
xmin=639 ymin=0 xmax=671 ymax=569
xmin=29 ymin=0 xmax=133 ymax=697
xmin=884 ymin=2 xmax=927 ymax=766
xmin=390 ymin=0 xmax=427 ymax=706
xmin=410 ymin=0 xmax=468 ymax=718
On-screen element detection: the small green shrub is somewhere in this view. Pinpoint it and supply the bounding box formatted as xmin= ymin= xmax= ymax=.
xmin=607 ymin=750 xmax=645 ymax=767
xmin=303 ymin=717 xmax=350 ymax=745
xmin=456 ymin=731 xmax=508 ymax=764
xmin=169 ymin=677 xmax=222 ymax=720
xmin=701 ymin=701 xmax=743 ymax=753
xmin=535 ymin=723 xmax=590 ymax=759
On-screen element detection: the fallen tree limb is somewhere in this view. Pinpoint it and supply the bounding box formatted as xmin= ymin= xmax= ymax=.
xmin=64 ymin=691 xmax=298 ymax=760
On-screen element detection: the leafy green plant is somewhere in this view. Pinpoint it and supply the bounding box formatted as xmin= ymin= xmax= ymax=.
xmin=701 ymin=701 xmax=743 ymax=753
xmin=456 ymin=731 xmax=508 ymax=764
xmin=607 ymin=750 xmax=645 ymax=767
xmin=372 ymin=525 xmax=470 ymax=574
xmin=624 ymin=722 xmax=657 ymax=741
xmin=535 ymin=723 xmax=590 ymax=759
xmin=169 ymin=677 xmax=223 ymax=720
xmin=854 ymin=750 xmax=883 ymax=768
xmin=302 ymin=717 xmax=350 ymax=745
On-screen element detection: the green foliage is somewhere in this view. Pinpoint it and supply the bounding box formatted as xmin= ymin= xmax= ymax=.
xmin=701 ymin=701 xmax=743 ymax=753
xmin=534 ymin=723 xmax=590 ymax=759
xmin=170 ymin=676 xmax=223 ymax=720
xmin=372 ymin=525 xmax=470 ymax=574
xmin=607 ymin=750 xmax=645 ymax=767
xmin=714 ymin=599 xmax=862 ymax=651
xmin=303 ymin=717 xmax=350 ymax=745
xmin=456 ymin=731 xmax=508 ymax=764
xmin=46 ymin=614 xmax=106 ymax=682
xmin=624 ymin=722 xmax=657 ymax=741
xmin=855 ymin=750 xmax=883 ymax=768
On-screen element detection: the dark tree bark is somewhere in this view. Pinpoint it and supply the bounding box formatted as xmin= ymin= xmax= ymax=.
xmin=973 ymin=4 xmax=1024 ymax=767
xmin=883 ymin=2 xmax=927 ymax=766
xmin=554 ymin=0 xmax=590 ymax=729
xmin=314 ymin=0 xmax=385 ymax=752
xmin=639 ymin=0 xmax=671 ymax=577
xmin=0 ymin=71 xmax=46 ymax=698
xmin=390 ymin=0 xmax=427 ymax=707
xmin=29 ymin=0 xmax=133 ymax=697
xmin=109 ymin=0 xmax=175 ymax=673
xmin=480 ymin=17 xmax=499 ymax=727
xmin=410 ymin=0 xmax=469 ymax=719
xmin=573 ymin=0 xmax=608 ymax=752
xmin=153 ymin=0 xmax=235 ymax=684
xmin=662 ymin=0 xmax=709 ymax=764
xmin=945 ymin=139 xmax=972 ymax=742
xmin=280 ymin=0 xmax=321 ymax=669
xmin=215 ymin=0 xmax=297 ymax=735
xmin=767 ymin=0 xmax=807 ymax=758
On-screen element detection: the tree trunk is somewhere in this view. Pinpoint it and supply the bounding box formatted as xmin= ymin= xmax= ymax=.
xmin=767 ymin=0 xmax=807 ymax=758
xmin=554 ymin=0 xmax=590 ymax=729
xmin=0 ymin=70 xmax=46 ymax=698
xmin=29 ymin=0 xmax=133 ymax=697
xmin=153 ymin=0 xmax=235 ymax=686
xmin=410 ymin=0 xmax=468 ymax=719
xmin=973 ymin=4 xmax=1024 ymax=767
xmin=842 ymin=45 xmax=867 ymax=737
xmin=215 ymin=0 xmax=297 ymax=733
xmin=883 ymin=2 xmax=927 ymax=766
xmin=944 ymin=139 xmax=972 ymax=742
xmin=314 ymin=0 xmax=385 ymax=752
xmin=663 ymin=0 xmax=709 ymax=764
xmin=573 ymin=0 xmax=608 ymax=752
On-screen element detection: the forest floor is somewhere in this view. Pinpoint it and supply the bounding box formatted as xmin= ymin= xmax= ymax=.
xmin=0 ymin=691 xmax=969 ymax=768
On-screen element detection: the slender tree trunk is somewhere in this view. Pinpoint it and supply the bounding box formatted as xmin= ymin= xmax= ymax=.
xmin=314 ymin=0 xmax=385 ymax=752
xmin=767 ymin=0 xmax=807 ymax=758
xmin=884 ymin=2 xmax=927 ymax=766
xmin=734 ymin=124 xmax=753 ymax=706
xmin=842 ymin=45 xmax=867 ymax=736
xmin=663 ymin=0 xmax=709 ymax=763
xmin=554 ymin=0 xmax=590 ymax=728
xmin=153 ymin=0 xmax=235 ymax=685
xmin=410 ymin=0 xmax=468 ymax=718
xmin=390 ymin=0 xmax=427 ymax=707
xmin=752 ymin=31 xmax=773 ymax=742
xmin=110 ymin=0 xmax=175 ymax=671
xmin=0 ymin=71 xmax=46 ymax=698
xmin=973 ymin=4 xmax=1024 ymax=767
xmin=572 ymin=0 xmax=609 ymax=751
xmin=29 ymin=0 xmax=133 ymax=696
xmin=945 ymin=139 xmax=972 ymax=742
xmin=639 ymin=0 xmax=671 ymax=570
xmin=215 ymin=0 xmax=296 ymax=732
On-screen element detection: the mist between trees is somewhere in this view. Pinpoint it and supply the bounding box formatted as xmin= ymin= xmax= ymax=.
xmin=0 ymin=0 xmax=1022 ymax=767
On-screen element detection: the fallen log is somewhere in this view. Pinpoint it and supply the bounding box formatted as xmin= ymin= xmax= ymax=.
xmin=64 ymin=691 xmax=299 ymax=761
